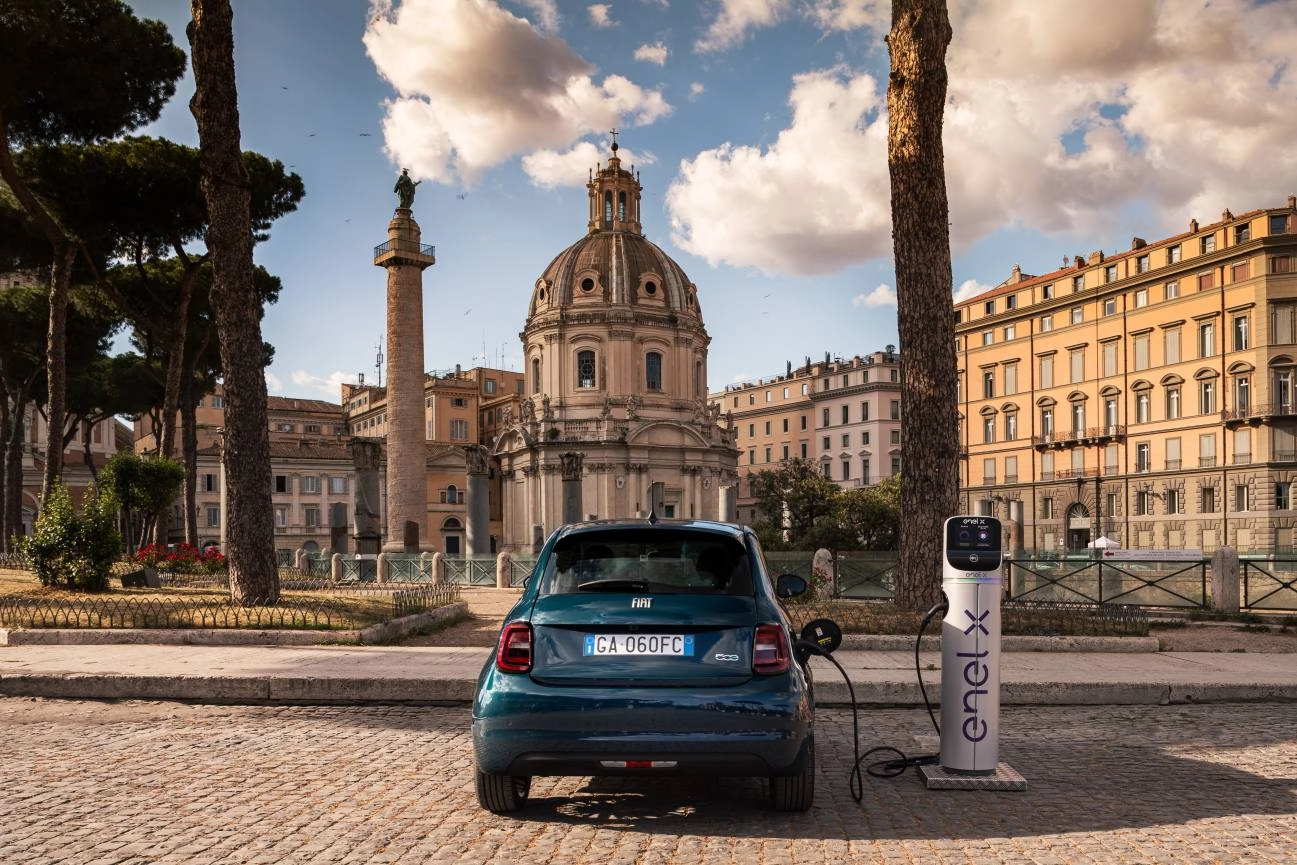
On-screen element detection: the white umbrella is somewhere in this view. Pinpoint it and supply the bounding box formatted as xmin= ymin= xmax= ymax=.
xmin=1087 ymin=536 xmax=1121 ymax=549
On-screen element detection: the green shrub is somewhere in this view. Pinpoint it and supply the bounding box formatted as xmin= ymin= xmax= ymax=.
xmin=20 ymin=482 xmax=121 ymax=592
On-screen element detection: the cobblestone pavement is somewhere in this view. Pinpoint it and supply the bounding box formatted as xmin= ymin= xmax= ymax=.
xmin=0 ymin=699 xmax=1293 ymax=864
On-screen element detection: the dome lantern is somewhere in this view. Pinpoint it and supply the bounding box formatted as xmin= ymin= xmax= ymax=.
xmin=587 ymin=129 xmax=643 ymax=235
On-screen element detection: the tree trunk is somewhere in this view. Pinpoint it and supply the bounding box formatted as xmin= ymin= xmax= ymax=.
xmin=887 ymin=0 xmax=958 ymax=611
xmin=181 ymin=375 xmax=199 ymax=546
xmin=41 ymin=240 xmax=75 ymax=499
xmin=189 ymin=0 xmax=278 ymax=604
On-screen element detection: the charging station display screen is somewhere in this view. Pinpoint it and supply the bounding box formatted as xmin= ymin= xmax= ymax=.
xmin=944 ymin=516 xmax=1002 ymax=572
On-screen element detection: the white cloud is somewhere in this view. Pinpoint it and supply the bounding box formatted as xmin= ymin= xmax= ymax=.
xmin=688 ymin=81 xmax=705 ymax=100
xmin=668 ymin=0 xmax=1297 ymax=276
xmin=515 ymin=0 xmax=559 ymax=32
xmin=634 ymin=41 xmax=669 ymax=65
xmin=953 ymin=279 xmax=994 ymax=304
xmin=265 ymin=371 xmax=284 ymax=395
xmin=289 ymin=370 xmax=355 ymax=399
xmin=365 ymin=0 xmax=671 ymax=185
xmin=667 ymin=66 xmax=889 ymax=275
xmin=588 ymin=3 xmax=614 ymax=28
xmin=696 ymin=0 xmax=791 ymax=53
xmin=852 ymin=284 xmax=896 ymax=308
xmin=523 ymin=141 xmax=653 ymax=187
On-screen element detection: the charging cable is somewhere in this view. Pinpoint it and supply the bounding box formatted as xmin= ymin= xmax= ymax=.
xmin=797 ymin=595 xmax=948 ymax=803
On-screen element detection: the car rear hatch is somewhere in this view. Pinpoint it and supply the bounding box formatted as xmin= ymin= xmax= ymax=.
xmin=527 ymin=593 xmax=761 ymax=687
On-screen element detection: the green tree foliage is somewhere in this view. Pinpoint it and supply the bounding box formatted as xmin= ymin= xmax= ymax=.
xmin=0 ymin=0 xmax=186 ymax=496
xmin=20 ymin=481 xmax=121 ymax=591
xmin=99 ymin=451 xmax=185 ymax=556
xmin=836 ymin=474 xmax=902 ymax=551
xmin=748 ymin=458 xmax=845 ymax=550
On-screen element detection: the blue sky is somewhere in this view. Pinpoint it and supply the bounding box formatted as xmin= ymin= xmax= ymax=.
xmin=123 ymin=0 xmax=1297 ymax=401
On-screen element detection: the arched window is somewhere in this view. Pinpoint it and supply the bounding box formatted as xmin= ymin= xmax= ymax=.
xmin=577 ymin=350 xmax=596 ymax=388
xmin=531 ymin=357 xmax=541 ymax=394
xmin=442 ymin=484 xmax=462 ymax=504
xmin=695 ymin=360 xmax=704 ymax=397
xmin=603 ymin=191 xmax=613 ymax=225
xmin=618 ymin=191 xmax=626 ymax=221
xmin=646 ymin=352 xmax=663 ymax=391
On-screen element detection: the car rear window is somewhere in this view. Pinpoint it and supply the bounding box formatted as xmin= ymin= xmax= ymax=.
xmin=539 ymin=530 xmax=755 ymax=596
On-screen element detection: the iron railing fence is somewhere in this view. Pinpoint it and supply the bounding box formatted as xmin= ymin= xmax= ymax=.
xmin=1007 ymin=559 xmax=1208 ymax=608
xmin=509 ymin=556 xmax=537 ymax=588
xmin=833 ymin=552 xmax=899 ymax=600
xmin=444 ymin=556 xmax=499 ymax=586
xmin=0 ymin=581 xmax=457 ymax=631
xmin=0 ymin=552 xmax=30 ymax=570
xmin=779 ymin=597 xmax=1148 ymax=637
xmin=1241 ymin=559 xmax=1297 ymax=610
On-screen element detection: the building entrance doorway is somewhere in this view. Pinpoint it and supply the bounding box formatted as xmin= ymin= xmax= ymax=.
xmin=1066 ymin=503 xmax=1091 ymax=551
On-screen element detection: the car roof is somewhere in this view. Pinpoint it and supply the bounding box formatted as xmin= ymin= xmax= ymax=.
xmin=549 ymin=519 xmax=749 ymax=543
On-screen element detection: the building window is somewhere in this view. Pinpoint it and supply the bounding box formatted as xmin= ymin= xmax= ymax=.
xmin=982 ymin=330 xmax=994 ymax=346
xmin=305 ymin=507 xmax=320 ymax=527
xmin=841 ymin=405 xmax=850 ymax=425
xmin=1198 ymin=271 xmax=1215 ymax=292
xmin=1201 ymin=234 xmax=1216 ymax=254
xmin=329 ymin=477 xmax=348 ymax=494
xmin=201 ymin=473 xmax=218 ymax=493
xmin=1200 ymin=433 xmax=1217 ymax=468
xmin=275 ymin=507 xmax=287 ymax=527
xmin=1168 ymin=244 xmax=1181 ymax=264
xmin=1234 ymin=376 xmax=1251 ymax=415
xmin=1270 ymin=214 xmax=1289 ymax=234
xmin=841 ymin=433 xmax=850 ymax=448
xmin=983 ymin=416 xmax=995 ymax=444
xmin=484 ymin=379 xmax=497 ymax=395
xmin=1232 ymin=315 xmax=1250 ymax=351
xmin=1165 ymin=327 xmax=1181 ymax=363
xmin=822 ymin=436 xmax=830 ymax=450
xmin=1235 ymin=223 xmax=1251 ymax=244
xmin=643 ymin=351 xmax=662 ymax=391
xmin=1041 ymin=497 xmax=1053 ymax=519
xmin=1167 ymin=489 xmax=1182 ymax=514
xmin=1070 ymin=307 xmax=1083 ymax=325
xmin=890 ymin=400 xmax=900 ymax=420
xmin=1042 ymin=284 xmax=1054 ymax=300
xmin=274 ymin=475 xmax=289 ymax=494
xmin=841 ymin=460 xmax=850 ymax=481
xmin=1103 ymin=341 xmax=1119 ymax=377
xmin=1039 ymin=355 xmax=1054 ymax=388
xmin=1166 ymin=386 xmax=1181 ymax=420
xmin=1199 ymin=380 xmax=1216 ymax=414
xmin=1202 ymin=486 xmax=1217 ymax=514
xmin=1134 ymin=288 xmax=1148 ymax=308
xmin=822 ymin=462 xmax=831 ymax=477
xmin=890 ymin=429 xmax=901 ymax=444
xmin=1102 ymin=298 xmax=1117 ymax=316
xmin=1004 ymin=323 xmax=1016 ymax=340
xmin=861 ymin=431 xmax=870 ymax=445
xmin=451 ymin=397 xmax=468 ymax=408
xmin=1004 ymin=413 xmax=1017 ymax=441
xmin=1277 ymin=482 xmax=1293 ymax=510
xmin=531 ymin=358 xmax=541 ymax=393
xmin=1199 ymin=321 xmax=1216 ymax=357
xmin=1072 ymin=275 xmax=1084 ymax=292
xmin=801 ymin=414 xmax=807 ymax=430
xmin=1273 ymin=256 xmax=1293 ymax=274
xmin=1040 ymin=408 xmax=1054 ymax=438
xmin=1132 ymin=333 xmax=1149 ymax=371
xmin=1135 ymin=490 xmax=1152 ymax=516
xmin=576 ymin=350 xmax=596 ymax=388
xmin=983 ymin=458 xmax=996 ymax=484
xmin=764 ymin=446 xmax=772 ymax=463
xmin=1136 ymin=442 xmax=1151 ymax=472
xmin=206 ymin=507 xmax=220 ymax=527
xmin=450 ymin=419 xmax=469 ymax=440
xmin=1040 ymin=314 xmax=1053 ymax=332
xmin=861 ymin=402 xmax=870 ymax=421
xmin=300 ymin=476 xmax=320 ymax=494
xmin=1232 ymin=261 xmax=1250 ymax=283
xmin=1136 ymin=392 xmax=1150 ymax=423
xmin=782 ymin=418 xmax=789 ymax=433
xmin=1165 ymin=280 xmax=1179 ymax=300
xmin=1070 ymin=348 xmax=1084 ymax=384
xmin=748 ymin=423 xmax=755 ymax=438
xmin=982 ymin=370 xmax=995 ymax=399
xmin=1136 ymin=254 xmax=1150 ymax=274
xmin=1070 ymin=402 xmax=1085 ymax=436
xmin=984 ymin=300 xmax=995 ymax=315
xmin=1104 ymin=265 xmax=1118 ymax=284
xmin=1235 ymin=485 xmax=1249 ymax=512
xmin=1104 ymin=398 xmax=1118 ymax=430
xmin=1276 ymin=369 xmax=1294 ymax=412
xmin=822 ymin=408 xmax=830 ymax=427
xmin=1003 ymin=363 xmax=1017 ymax=395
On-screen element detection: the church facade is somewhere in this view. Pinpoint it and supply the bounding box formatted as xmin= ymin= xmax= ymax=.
xmin=492 ymin=142 xmax=740 ymax=550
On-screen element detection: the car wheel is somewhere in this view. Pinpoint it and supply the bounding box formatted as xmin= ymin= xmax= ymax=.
xmin=770 ymin=740 xmax=814 ymax=812
xmin=475 ymin=770 xmax=531 ymax=814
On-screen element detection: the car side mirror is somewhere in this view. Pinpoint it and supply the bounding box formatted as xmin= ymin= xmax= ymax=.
xmin=775 ymin=573 xmax=808 ymax=599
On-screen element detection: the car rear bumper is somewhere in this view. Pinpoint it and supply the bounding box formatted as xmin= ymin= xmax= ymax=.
xmin=472 ymin=674 xmax=813 ymax=776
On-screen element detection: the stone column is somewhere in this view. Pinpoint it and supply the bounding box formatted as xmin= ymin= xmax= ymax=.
xmin=373 ymin=206 xmax=435 ymax=552
xmin=349 ymin=439 xmax=383 ymax=581
xmin=720 ymin=480 xmax=736 ymax=523
xmin=465 ymin=445 xmax=491 ymax=556
xmin=561 ymin=451 xmax=584 ymax=525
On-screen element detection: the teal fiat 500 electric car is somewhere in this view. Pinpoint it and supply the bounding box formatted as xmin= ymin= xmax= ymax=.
xmin=472 ymin=519 xmax=818 ymax=814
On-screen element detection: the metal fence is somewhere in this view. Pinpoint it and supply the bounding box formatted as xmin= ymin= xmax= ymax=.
xmin=1242 ymin=559 xmax=1297 ymax=610
xmin=834 ymin=552 xmax=899 ymax=600
xmin=1007 ymin=559 xmax=1208 ymax=608
xmin=444 ymin=556 xmax=499 ymax=586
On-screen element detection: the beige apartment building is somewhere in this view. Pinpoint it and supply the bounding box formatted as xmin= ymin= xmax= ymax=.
xmin=957 ymin=199 xmax=1297 ymax=555
xmin=711 ymin=349 xmax=903 ymax=525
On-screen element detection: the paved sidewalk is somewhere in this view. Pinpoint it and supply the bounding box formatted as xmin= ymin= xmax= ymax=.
xmin=1 ymin=640 xmax=1294 ymax=706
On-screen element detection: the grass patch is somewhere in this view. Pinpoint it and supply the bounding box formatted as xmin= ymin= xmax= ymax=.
xmin=0 ymin=567 xmax=457 ymax=631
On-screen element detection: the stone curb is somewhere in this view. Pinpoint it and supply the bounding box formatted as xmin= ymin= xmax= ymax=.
xmin=0 ymin=602 xmax=469 ymax=647
xmin=840 ymin=634 xmax=1161 ymax=653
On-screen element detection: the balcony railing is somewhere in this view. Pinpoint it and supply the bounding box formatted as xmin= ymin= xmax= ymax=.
xmin=1165 ymin=459 xmax=1182 ymax=470
xmin=1221 ymin=403 xmax=1297 ymax=422
xmin=1200 ymin=457 xmax=1218 ymax=468
xmin=1031 ymin=425 xmax=1126 ymax=448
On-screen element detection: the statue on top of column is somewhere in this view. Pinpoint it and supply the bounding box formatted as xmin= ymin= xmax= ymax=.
xmin=394 ymin=168 xmax=421 ymax=209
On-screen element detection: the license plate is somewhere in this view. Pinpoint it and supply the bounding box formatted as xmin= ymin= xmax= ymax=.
xmin=583 ymin=634 xmax=695 ymax=656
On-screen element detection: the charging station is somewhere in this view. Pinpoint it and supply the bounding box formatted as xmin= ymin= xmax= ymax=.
xmin=920 ymin=515 xmax=1027 ymax=791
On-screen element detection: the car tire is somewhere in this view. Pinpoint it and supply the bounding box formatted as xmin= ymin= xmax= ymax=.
xmin=475 ymin=770 xmax=531 ymax=814
xmin=770 ymin=740 xmax=814 ymax=812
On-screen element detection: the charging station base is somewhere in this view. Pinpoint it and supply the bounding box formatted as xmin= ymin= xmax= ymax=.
xmin=919 ymin=762 xmax=1027 ymax=791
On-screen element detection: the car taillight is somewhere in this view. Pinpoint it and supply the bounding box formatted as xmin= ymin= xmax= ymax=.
xmin=752 ymin=623 xmax=789 ymax=675
xmin=496 ymin=623 xmax=533 ymax=673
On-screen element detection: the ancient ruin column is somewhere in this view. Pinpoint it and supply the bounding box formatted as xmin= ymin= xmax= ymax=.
xmin=373 ymin=197 xmax=435 ymax=553
xmin=561 ymin=452 xmax=584 ymax=525
xmin=465 ymin=445 xmax=491 ymax=556
xmin=350 ymin=438 xmax=383 ymax=581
